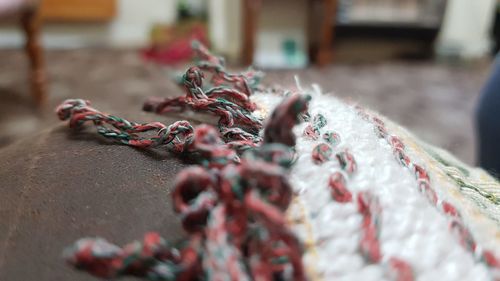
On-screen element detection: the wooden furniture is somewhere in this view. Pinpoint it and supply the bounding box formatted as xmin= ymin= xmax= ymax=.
xmin=241 ymin=0 xmax=259 ymax=66
xmin=40 ymin=0 xmax=116 ymax=22
xmin=314 ymin=0 xmax=336 ymax=66
xmin=0 ymin=0 xmax=116 ymax=107
xmin=22 ymin=4 xmax=46 ymax=106
xmin=0 ymin=0 xmax=47 ymax=106
xmin=242 ymin=0 xmax=337 ymax=66
xmin=0 ymin=124 xmax=184 ymax=280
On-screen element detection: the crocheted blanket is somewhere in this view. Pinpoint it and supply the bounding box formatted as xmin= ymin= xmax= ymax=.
xmin=258 ymin=86 xmax=500 ymax=281
xmin=57 ymin=42 xmax=500 ymax=281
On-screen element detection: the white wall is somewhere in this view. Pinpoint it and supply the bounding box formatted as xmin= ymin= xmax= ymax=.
xmin=208 ymin=0 xmax=241 ymax=61
xmin=109 ymin=0 xmax=177 ymax=47
xmin=437 ymin=0 xmax=496 ymax=59
xmin=0 ymin=0 xmax=177 ymax=48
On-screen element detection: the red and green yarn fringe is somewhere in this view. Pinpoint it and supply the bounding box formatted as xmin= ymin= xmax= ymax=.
xmin=55 ymin=40 xmax=500 ymax=280
xmin=144 ymin=66 xmax=262 ymax=130
xmin=56 ymin=99 xmax=195 ymax=153
xmin=61 ymin=94 xmax=310 ymax=281
xmin=143 ymin=41 xmax=264 ymax=140
xmin=58 ymin=42 xmax=310 ymax=280
xmin=191 ymin=40 xmax=263 ymax=96
xmin=56 ymin=44 xmax=266 ymax=160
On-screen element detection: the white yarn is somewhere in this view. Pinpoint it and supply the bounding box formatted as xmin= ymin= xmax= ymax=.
xmin=252 ymin=85 xmax=493 ymax=281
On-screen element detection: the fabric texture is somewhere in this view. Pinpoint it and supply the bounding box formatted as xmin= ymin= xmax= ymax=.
xmin=252 ymin=85 xmax=500 ymax=281
xmin=476 ymin=54 xmax=500 ymax=178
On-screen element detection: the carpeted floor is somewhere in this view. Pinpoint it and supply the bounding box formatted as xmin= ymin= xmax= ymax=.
xmin=0 ymin=49 xmax=491 ymax=165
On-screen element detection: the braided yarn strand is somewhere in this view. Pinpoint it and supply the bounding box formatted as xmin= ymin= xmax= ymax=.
xmin=61 ymin=93 xmax=310 ymax=281
xmin=56 ymin=99 xmax=194 ymax=153
xmin=143 ymin=67 xmax=262 ymax=134
xmin=59 ymin=42 xmax=310 ymax=280
xmin=143 ymin=41 xmax=263 ymax=142
xmin=191 ymin=40 xmax=263 ymax=97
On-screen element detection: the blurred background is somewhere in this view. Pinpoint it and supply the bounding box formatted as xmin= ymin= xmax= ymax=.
xmin=0 ymin=0 xmax=498 ymax=165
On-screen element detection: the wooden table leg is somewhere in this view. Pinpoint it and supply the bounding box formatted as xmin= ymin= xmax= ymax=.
xmin=316 ymin=0 xmax=336 ymax=66
xmin=21 ymin=5 xmax=47 ymax=107
xmin=242 ymin=0 xmax=261 ymax=66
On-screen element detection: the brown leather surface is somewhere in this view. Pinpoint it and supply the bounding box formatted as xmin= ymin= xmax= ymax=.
xmin=0 ymin=124 xmax=186 ymax=280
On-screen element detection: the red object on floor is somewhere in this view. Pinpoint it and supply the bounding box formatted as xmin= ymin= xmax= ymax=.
xmin=142 ymin=24 xmax=209 ymax=65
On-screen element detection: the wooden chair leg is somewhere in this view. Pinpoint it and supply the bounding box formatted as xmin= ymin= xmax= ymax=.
xmin=21 ymin=6 xmax=47 ymax=107
xmin=242 ymin=0 xmax=261 ymax=66
xmin=316 ymin=0 xmax=336 ymax=66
